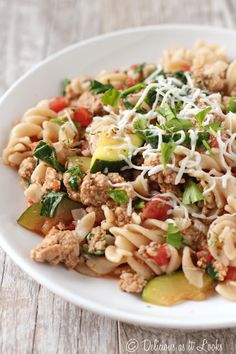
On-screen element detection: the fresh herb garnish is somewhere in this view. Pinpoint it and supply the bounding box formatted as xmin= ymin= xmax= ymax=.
xmin=204 ymin=121 xmax=222 ymax=133
xmin=90 ymin=80 xmax=113 ymax=94
xmin=157 ymin=103 xmax=176 ymax=121
xmin=107 ymin=189 xmax=129 ymax=204
xmin=206 ymin=264 xmax=218 ymax=280
xmin=164 ymin=118 xmax=193 ymax=132
xmin=195 ymin=107 xmax=211 ymax=127
xmin=133 ymin=199 xmax=145 ymax=210
xmin=202 ymin=139 xmax=212 ymax=154
xmin=133 ymin=118 xmax=149 ymax=140
xmin=68 ymin=166 xmax=85 ymax=191
xmin=121 ymin=83 xmax=147 ymax=98
xmin=61 ymin=78 xmax=71 ymax=96
xmin=144 ymin=87 xmax=157 ymax=108
xmin=227 ymin=97 xmax=236 ymax=113
xmin=51 ymin=117 xmax=67 ymax=125
xmin=161 ymin=142 xmax=176 ymax=168
xmin=102 ymin=88 xmax=121 ymax=107
xmin=173 ymin=70 xmax=187 ymax=84
xmin=182 ymin=181 xmax=204 ymax=205
xmin=40 ymin=191 xmax=67 ymax=218
xmin=33 ymin=141 xmax=65 ymax=172
xmin=165 ymin=222 xmax=183 ymax=249
xmin=134 ymin=63 xmax=146 ymax=74
xmin=123 ymin=99 xmax=134 ymax=109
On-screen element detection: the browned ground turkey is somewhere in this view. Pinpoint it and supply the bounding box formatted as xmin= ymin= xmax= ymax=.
xmin=119 ymin=272 xmax=147 ymax=293
xmin=76 ymin=92 xmax=105 ymax=116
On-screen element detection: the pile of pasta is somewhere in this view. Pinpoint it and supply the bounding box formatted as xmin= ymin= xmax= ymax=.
xmin=4 ymin=40 xmax=236 ymax=304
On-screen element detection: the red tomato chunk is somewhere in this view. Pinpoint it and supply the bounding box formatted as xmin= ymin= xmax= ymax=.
xmin=142 ymin=197 xmax=172 ymax=221
xmin=74 ymin=107 xmax=93 ymax=127
xmin=49 ymin=96 xmax=69 ymax=113
xmin=226 ymin=267 xmax=236 ymax=281
xmin=150 ymin=244 xmax=170 ymax=265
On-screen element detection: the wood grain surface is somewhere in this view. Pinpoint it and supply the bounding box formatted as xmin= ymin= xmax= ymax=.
xmin=1 ymin=1 xmax=236 ymax=353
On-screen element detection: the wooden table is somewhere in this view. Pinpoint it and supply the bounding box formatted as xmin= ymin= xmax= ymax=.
xmin=1 ymin=1 xmax=236 ymax=353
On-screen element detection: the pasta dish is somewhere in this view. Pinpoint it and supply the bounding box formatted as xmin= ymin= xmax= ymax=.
xmin=3 ymin=41 xmax=236 ymax=306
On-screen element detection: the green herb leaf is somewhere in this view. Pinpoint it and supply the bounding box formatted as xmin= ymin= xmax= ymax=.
xmin=33 ymin=141 xmax=65 ymax=172
xmin=133 ymin=199 xmax=145 ymax=210
xmin=123 ymin=99 xmax=134 ymax=109
xmin=102 ymin=88 xmax=121 ymax=107
xmin=202 ymin=139 xmax=212 ymax=154
xmin=133 ymin=118 xmax=149 ymax=139
xmin=90 ymin=80 xmax=113 ymax=94
xmin=107 ymin=189 xmax=129 ymax=204
xmin=165 ymin=222 xmax=183 ymax=249
xmin=204 ymin=121 xmax=221 ymax=132
xmin=164 ymin=118 xmax=193 ymax=132
xmin=157 ymin=103 xmax=176 ymax=121
xmin=134 ymin=63 xmax=146 ymax=74
xmin=195 ymin=107 xmax=211 ymax=127
xmin=206 ymin=264 xmax=218 ymax=280
xmin=161 ymin=142 xmax=176 ymax=168
xmin=50 ymin=117 xmax=67 ymax=125
xmin=144 ymin=87 xmax=157 ymax=108
xmin=40 ymin=191 xmax=67 ymax=218
xmin=227 ymin=97 xmax=236 ymax=113
xmin=173 ymin=70 xmax=187 ymax=84
xmin=61 ymin=78 xmax=71 ymax=96
xmin=121 ymin=83 xmax=147 ymax=98
xmin=182 ymin=181 xmax=204 ymax=205
xmin=68 ymin=166 xmax=85 ymax=191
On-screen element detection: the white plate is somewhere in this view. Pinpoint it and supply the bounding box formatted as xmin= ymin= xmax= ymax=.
xmin=1 ymin=25 xmax=236 ymax=329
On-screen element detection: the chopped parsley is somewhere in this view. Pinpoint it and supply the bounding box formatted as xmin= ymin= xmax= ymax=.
xmin=202 ymin=139 xmax=212 ymax=154
xmin=133 ymin=199 xmax=145 ymax=210
xmin=157 ymin=103 xmax=176 ymax=121
xmin=195 ymin=107 xmax=211 ymax=127
xmin=165 ymin=222 xmax=183 ymax=249
xmin=40 ymin=191 xmax=67 ymax=218
xmin=68 ymin=166 xmax=85 ymax=191
xmin=33 ymin=141 xmax=65 ymax=172
xmin=206 ymin=264 xmax=218 ymax=280
xmin=61 ymin=78 xmax=71 ymax=96
xmin=107 ymin=189 xmax=129 ymax=204
xmin=134 ymin=62 xmax=146 ymax=74
xmin=227 ymin=97 xmax=236 ymax=113
xmin=51 ymin=117 xmax=67 ymax=125
xmin=161 ymin=142 xmax=176 ymax=168
xmin=182 ymin=181 xmax=204 ymax=205
xmin=121 ymin=83 xmax=147 ymax=98
xmin=172 ymin=70 xmax=187 ymax=84
xmin=90 ymin=80 xmax=113 ymax=94
xmin=102 ymin=88 xmax=121 ymax=107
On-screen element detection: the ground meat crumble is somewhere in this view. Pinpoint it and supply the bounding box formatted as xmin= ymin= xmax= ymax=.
xmin=31 ymin=227 xmax=80 ymax=269
xmin=119 ymin=272 xmax=147 ymax=293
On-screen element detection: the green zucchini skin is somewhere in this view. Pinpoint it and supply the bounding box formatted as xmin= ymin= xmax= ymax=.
xmin=90 ymin=159 xmax=126 ymax=173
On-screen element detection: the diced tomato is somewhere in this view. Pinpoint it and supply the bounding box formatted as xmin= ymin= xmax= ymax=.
xmin=142 ymin=197 xmax=172 ymax=221
xmin=196 ymin=248 xmax=213 ymax=265
xmin=226 ymin=267 xmax=236 ymax=281
xmin=66 ymin=222 xmax=76 ymax=231
xmin=180 ymin=64 xmax=191 ymax=71
xmin=49 ymin=96 xmax=69 ymax=113
xmin=209 ymin=134 xmax=219 ymax=148
xmin=73 ymin=107 xmax=93 ymax=127
xmin=149 ymin=244 xmax=170 ymax=265
xmin=27 ymin=199 xmax=35 ymax=206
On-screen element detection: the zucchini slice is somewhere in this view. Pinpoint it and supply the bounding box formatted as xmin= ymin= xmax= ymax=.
xmin=90 ymin=134 xmax=143 ymax=173
xmin=67 ymin=156 xmax=91 ymax=173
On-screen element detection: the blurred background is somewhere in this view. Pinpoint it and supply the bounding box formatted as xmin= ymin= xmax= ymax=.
xmin=1 ymin=1 xmax=236 ymax=353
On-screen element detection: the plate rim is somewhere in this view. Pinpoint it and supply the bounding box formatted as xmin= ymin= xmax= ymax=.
xmin=1 ymin=24 xmax=236 ymax=330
